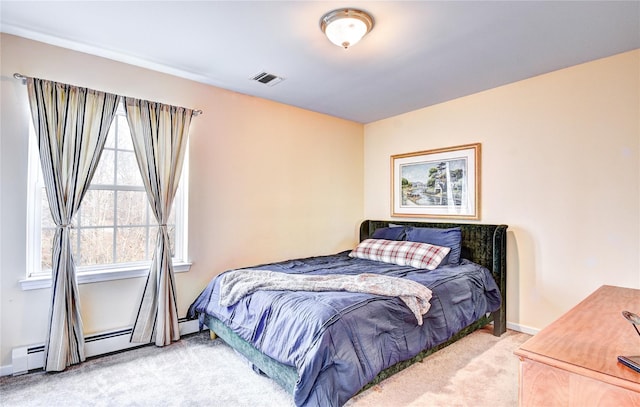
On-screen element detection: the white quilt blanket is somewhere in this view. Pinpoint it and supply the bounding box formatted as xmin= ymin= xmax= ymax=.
xmin=219 ymin=269 xmax=433 ymax=325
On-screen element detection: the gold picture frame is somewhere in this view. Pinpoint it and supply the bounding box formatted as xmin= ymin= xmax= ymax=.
xmin=391 ymin=143 xmax=481 ymax=219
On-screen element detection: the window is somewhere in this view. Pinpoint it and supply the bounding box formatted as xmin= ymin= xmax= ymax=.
xmin=24 ymin=104 xmax=189 ymax=289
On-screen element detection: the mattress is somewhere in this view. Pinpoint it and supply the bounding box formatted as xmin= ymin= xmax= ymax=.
xmin=188 ymin=250 xmax=501 ymax=406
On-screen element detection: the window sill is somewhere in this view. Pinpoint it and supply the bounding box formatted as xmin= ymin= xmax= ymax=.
xmin=19 ymin=261 xmax=192 ymax=291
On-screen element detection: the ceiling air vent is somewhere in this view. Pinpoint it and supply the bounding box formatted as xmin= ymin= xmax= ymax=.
xmin=250 ymin=71 xmax=284 ymax=87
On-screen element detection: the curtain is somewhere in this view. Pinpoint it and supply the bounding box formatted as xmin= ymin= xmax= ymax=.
xmin=125 ymin=97 xmax=192 ymax=346
xmin=26 ymin=78 xmax=121 ymax=371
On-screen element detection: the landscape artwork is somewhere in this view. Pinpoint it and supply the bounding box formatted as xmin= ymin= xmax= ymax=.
xmin=391 ymin=144 xmax=480 ymax=219
xmin=400 ymin=158 xmax=467 ymax=206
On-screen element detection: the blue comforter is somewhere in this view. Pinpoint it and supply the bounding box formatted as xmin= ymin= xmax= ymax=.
xmin=188 ymin=251 xmax=501 ymax=407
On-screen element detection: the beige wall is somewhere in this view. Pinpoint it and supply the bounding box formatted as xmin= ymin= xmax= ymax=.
xmin=364 ymin=50 xmax=640 ymax=331
xmin=2 ymin=31 xmax=638 ymax=371
xmin=0 ymin=34 xmax=364 ymax=368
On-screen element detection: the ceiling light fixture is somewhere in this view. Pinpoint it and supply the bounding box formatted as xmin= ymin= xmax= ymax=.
xmin=320 ymin=8 xmax=374 ymax=49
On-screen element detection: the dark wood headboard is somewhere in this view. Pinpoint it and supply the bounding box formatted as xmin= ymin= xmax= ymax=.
xmin=359 ymin=220 xmax=508 ymax=335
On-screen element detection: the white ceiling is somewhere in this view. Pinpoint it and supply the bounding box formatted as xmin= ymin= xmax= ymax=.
xmin=2 ymin=1 xmax=639 ymax=124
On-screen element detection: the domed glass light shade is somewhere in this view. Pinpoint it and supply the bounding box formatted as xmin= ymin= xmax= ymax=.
xmin=320 ymin=9 xmax=374 ymax=49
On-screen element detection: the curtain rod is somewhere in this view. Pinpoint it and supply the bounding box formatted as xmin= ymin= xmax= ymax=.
xmin=13 ymin=73 xmax=203 ymax=116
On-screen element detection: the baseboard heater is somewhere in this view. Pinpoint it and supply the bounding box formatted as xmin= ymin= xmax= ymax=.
xmin=10 ymin=318 xmax=200 ymax=376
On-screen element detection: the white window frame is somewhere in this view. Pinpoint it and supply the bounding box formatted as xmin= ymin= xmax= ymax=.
xmin=22 ymin=106 xmax=191 ymax=291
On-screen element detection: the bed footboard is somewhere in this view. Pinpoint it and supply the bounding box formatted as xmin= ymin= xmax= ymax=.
xmin=203 ymin=314 xmax=298 ymax=394
xmin=204 ymin=314 xmax=495 ymax=397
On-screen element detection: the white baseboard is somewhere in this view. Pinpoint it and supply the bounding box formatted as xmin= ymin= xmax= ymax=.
xmin=2 ymin=318 xmax=200 ymax=377
xmin=507 ymin=321 xmax=540 ymax=336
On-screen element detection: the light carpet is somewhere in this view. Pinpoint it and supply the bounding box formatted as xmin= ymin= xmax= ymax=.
xmin=0 ymin=327 xmax=530 ymax=407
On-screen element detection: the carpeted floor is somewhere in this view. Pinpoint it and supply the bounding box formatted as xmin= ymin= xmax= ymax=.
xmin=346 ymin=327 xmax=530 ymax=406
xmin=0 ymin=327 xmax=530 ymax=407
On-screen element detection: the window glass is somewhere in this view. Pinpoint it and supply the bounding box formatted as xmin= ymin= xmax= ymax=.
xmin=116 ymin=227 xmax=149 ymax=263
xmin=41 ymin=228 xmax=54 ymax=270
xmin=33 ymin=104 xmax=186 ymax=275
xmin=116 ymin=151 xmax=143 ymax=186
xmin=116 ymin=115 xmax=133 ymax=151
xmin=79 ymin=228 xmax=114 ymax=266
xmin=117 ymin=191 xmax=147 ymax=226
xmin=93 ymin=150 xmax=115 ymax=185
xmin=41 ymin=192 xmax=55 ymax=228
xmin=80 ymin=190 xmax=115 ymax=226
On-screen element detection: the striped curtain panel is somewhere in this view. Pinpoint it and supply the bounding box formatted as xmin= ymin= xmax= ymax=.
xmin=26 ymin=78 xmax=121 ymax=371
xmin=125 ymin=97 xmax=192 ymax=346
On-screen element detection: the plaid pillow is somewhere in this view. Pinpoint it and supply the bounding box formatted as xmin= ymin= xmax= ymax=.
xmin=349 ymin=239 xmax=451 ymax=271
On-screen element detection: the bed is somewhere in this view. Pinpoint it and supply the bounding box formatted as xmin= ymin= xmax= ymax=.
xmin=188 ymin=219 xmax=507 ymax=406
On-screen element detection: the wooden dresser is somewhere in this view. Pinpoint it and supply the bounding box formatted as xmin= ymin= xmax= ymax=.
xmin=515 ymin=285 xmax=640 ymax=406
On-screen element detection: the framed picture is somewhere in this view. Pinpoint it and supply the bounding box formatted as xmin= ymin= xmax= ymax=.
xmin=391 ymin=143 xmax=480 ymax=219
